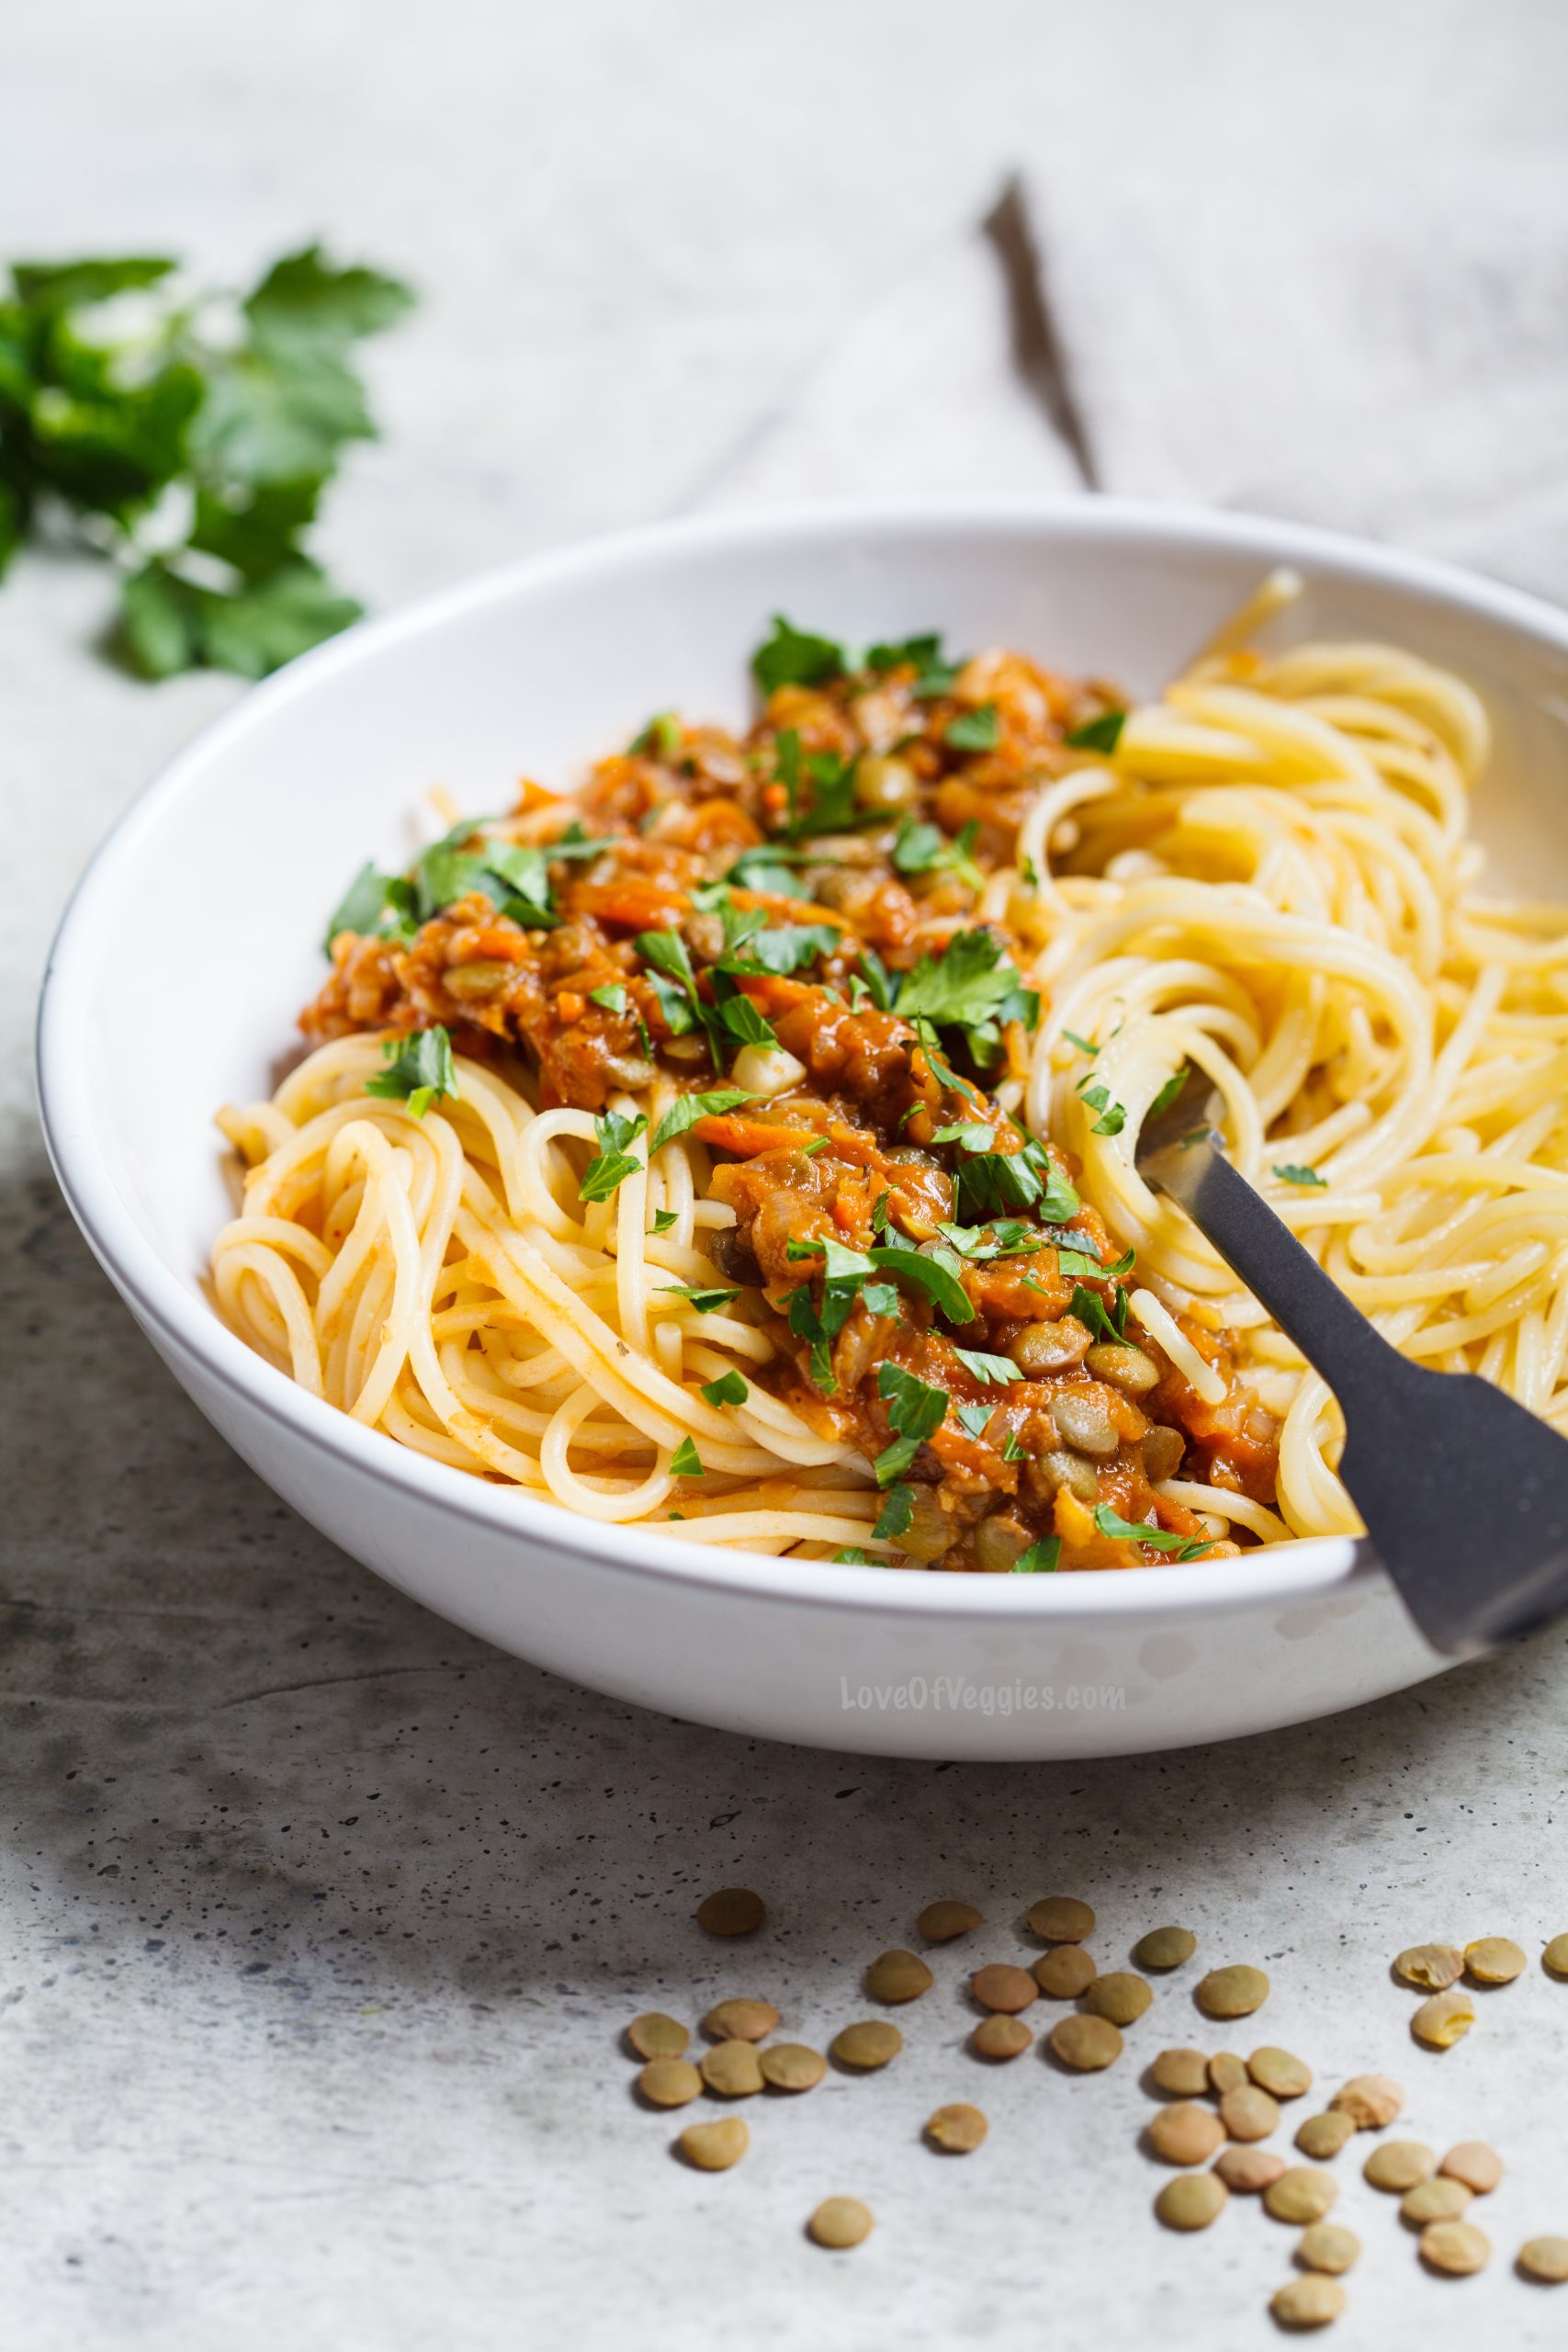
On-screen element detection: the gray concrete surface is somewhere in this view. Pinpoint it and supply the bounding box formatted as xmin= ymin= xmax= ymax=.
xmin=5 ymin=4 xmax=1568 ymax=2345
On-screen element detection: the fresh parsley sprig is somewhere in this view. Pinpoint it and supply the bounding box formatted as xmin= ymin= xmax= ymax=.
xmin=0 ymin=244 xmax=413 ymax=678
xmin=364 ymin=1025 xmax=457 ymax=1117
xmin=874 ymin=1362 xmax=949 ymax=1485
xmin=578 ymin=1109 xmax=648 ymax=1204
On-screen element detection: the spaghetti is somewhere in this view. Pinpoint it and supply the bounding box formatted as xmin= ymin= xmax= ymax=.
xmin=213 ymin=592 xmax=1568 ymax=1567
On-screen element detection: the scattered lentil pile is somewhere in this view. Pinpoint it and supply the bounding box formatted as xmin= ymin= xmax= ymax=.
xmin=619 ymin=1885 xmax=1568 ymax=2318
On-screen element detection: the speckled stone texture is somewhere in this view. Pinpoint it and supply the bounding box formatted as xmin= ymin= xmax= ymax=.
xmin=6 ymin=3 xmax=1568 ymax=2345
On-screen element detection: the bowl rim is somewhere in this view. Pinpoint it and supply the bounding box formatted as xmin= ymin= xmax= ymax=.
xmin=37 ymin=492 xmax=1568 ymax=1626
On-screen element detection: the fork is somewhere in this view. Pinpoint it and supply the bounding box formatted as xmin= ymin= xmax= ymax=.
xmin=1134 ymin=1069 xmax=1568 ymax=1656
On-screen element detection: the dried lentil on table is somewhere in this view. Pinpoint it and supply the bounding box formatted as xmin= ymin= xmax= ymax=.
xmin=918 ymin=1900 xmax=982 ymax=1943
xmin=1215 ymin=2146 xmax=1287 ymax=2193
xmin=1050 ymin=2014 xmax=1123 ymax=2071
xmin=1156 ymin=2173 xmax=1228 ymax=2231
xmin=703 ymin=1997 xmax=778 ymax=2042
xmin=1464 ymin=1935 xmax=1527 ymax=1984
xmin=1082 ymin=1972 xmax=1152 ymax=2026
xmin=1543 ymin=1933 xmax=1568 ymax=1979
xmin=927 ymin=2103 xmax=988 ymax=2154
xmin=1330 ymin=2075 xmax=1404 ymax=2129
xmin=1402 ymin=2178 xmax=1473 ymax=2226
xmin=1420 ymin=2219 xmax=1491 ymax=2276
xmin=1134 ymin=1926 xmax=1197 ymax=1970
xmin=1033 ymin=1945 xmax=1097 ymax=1999
xmin=1152 ymin=2047 xmax=1212 ymax=2098
xmin=637 ymin=2058 xmax=704 ymax=2108
xmin=761 ymin=2043 xmax=826 ymax=2092
xmin=627 ymin=2013 xmax=689 ymax=2060
xmin=1265 ymin=2169 xmax=1339 ymax=2225
xmin=1270 ymin=2275 xmax=1346 ymax=2328
xmin=697 ymin=1888 xmax=765 ymax=1937
xmin=971 ymin=1962 xmax=1038 ymax=2015
xmin=808 ymin=2198 xmax=874 ymax=2249
xmin=1248 ymin=2046 xmax=1312 ymax=2099
xmin=700 ymin=2041 xmax=764 ymax=2098
xmin=971 ymin=2015 xmax=1032 ymax=2061
xmin=1027 ymin=1896 xmax=1096 ymax=1942
xmin=1197 ymin=1964 xmax=1269 ymax=2018
xmin=678 ymin=2117 xmax=749 ymax=2171
xmin=1208 ymin=2052 xmax=1249 ymax=2095
xmin=1219 ymin=2085 xmax=1280 ymax=2143
xmin=865 ymin=1950 xmax=933 ymax=2004
xmin=1295 ymin=2112 xmax=1356 ymax=2160
xmin=1298 ymin=2222 xmax=1360 ymax=2275
xmin=831 ymin=2020 xmax=902 ymax=2070
xmin=1440 ymin=2141 xmax=1503 ymax=2194
xmin=1393 ymin=1942 xmax=1463 ymax=1990
xmin=1412 ymin=1987 xmax=1474 ymax=2048
xmin=1363 ymin=2142 xmax=1435 ymax=2192
xmin=1147 ymin=2103 xmax=1226 ymax=2166
xmin=1518 ymin=2236 xmax=1568 ymax=2284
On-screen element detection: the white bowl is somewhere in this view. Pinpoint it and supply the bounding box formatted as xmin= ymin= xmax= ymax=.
xmin=37 ymin=500 xmax=1568 ymax=1758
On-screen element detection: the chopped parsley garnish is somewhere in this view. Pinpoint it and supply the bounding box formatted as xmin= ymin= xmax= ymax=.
xmin=649 ymin=1087 xmax=756 ymax=1153
xmin=952 ymin=1345 xmax=1021 ymax=1385
xmin=870 ymin=1190 xmax=891 ymax=1238
xmin=1274 ymin=1163 xmax=1328 ymax=1188
xmin=578 ymin=1109 xmax=648 ymax=1204
xmin=588 ymin=983 xmax=628 ymax=1015
xmin=629 ymin=710 xmax=682 ymax=760
xmin=874 ymin=1362 xmax=949 ymax=1484
xmin=1070 ymin=1283 xmax=1131 ymax=1344
xmin=863 ymin=1244 xmax=974 ymax=1326
xmin=932 ymin=1120 xmax=997 ymax=1152
xmin=1065 ymin=709 xmax=1126 ymax=754
xmin=895 ymin=930 xmax=1038 ymax=1042
xmin=1093 ymin=1503 xmax=1212 ymax=1558
xmin=3 ymin=243 xmax=413 ymax=683
xmin=1077 ymin=1080 xmax=1127 ymax=1136
xmin=936 ymin=1219 xmax=1045 ymax=1261
xmin=832 ymin=1546 xmax=869 ymax=1565
xmin=1000 ymin=1430 xmax=1024 ymax=1463
xmin=699 ymin=1370 xmax=749 ymax=1408
xmin=864 ymin=631 xmax=963 ymax=697
xmin=725 ymin=841 xmax=813 ymax=896
xmin=872 ymin=1482 xmax=916 ymax=1541
xmin=892 ymin=818 xmax=984 ymax=893
xmin=658 ymin=1283 xmax=741 ymax=1314
xmin=1147 ymin=1069 xmax=1188 ymax=1120
xmin=953 ymin=1137 xmax=1079 ymax=1227
xmin=364 ymin=1025 xmax=457 ymax=1117
xmin=751 ymin=615 xmax=846 ymax=695
xmin=1061 ymin=1029 xmax=1098 ymax=1056
xmin=946 ymin=703 xmax=1000 ymax=752
xmin=773 ymin=730 xmax=872 ymax=840
xmin=1055 ymin=1244 xmax=1135 ymax=1282
xmin=669 ymin=1437 xmax=705 ymax=1476
xmin=651 ymin=1208 xmax=678 ymax=1236
xmin=716 ymin=993 xmax=777 ymax=1049
xmin=722 ymin=921 xmax=840 ymax=976
xmin=1012 ymin=1536 xmax=1062 ymax=1573
xmin=954 ymin=1402 xmax=993 ymax=1440
xmin=324 ymin=861 xmax=413 ymax=950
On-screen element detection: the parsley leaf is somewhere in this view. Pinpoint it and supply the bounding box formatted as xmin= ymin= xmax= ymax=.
xmin=0 ymin=244 xmax=413 ymax=678
xmin=1065 ymin=709 xmax=1126 ymax=754
xmin=751 ymin=616 xmax=846 ymax=695
xmin=936 ymin=1219 xmax=1044 ymax=1261
xmin=1062 ymin=1029 xmax=1098 ymax=1056
xmin=721 ymin=922 xmax=840 ymax=976
xmin=946 ymin=703 xmax=1000 ymax=752
xmin=864 ymin=631 xmax=958 ymax=695
xmin=1055 ymin=1244 xmax=1136 ymax=1282
xmin=1092 ymin=1503 xmax=1206 ymax=1553
xmin=649 ymin=1088 xmax=756 ymax=1153
xmin=1077 ymin=1081 xmax=1127 ymax=1137
xmin=872 ymin=1483 xmax=916 ymax=1542
xmin=364 ymin=1025 xmax=457 ymax=1117
xmin=896 ymin=931 xmax=1037 ymax=1034
xmin=866 ymin=1244 xmax=975 ymax=1326
xmin=878 ymin=1362 xmax=950 ymax=1442
xmin=658 ymin=1283 xmax=742 ymax=1313
xmin=1000 ymin=1430 xmax=1024 ymax=1463
xmin=1274 ymin=1162 xmax=1328 ymax=1188
xmin=953 ymin=1139 xmax=1079 ymax=1226
xmin=700 ymin=1370 xmax=749 ymax=1408
xmin=716 ymin=993 xmax=777 ymax=1049
xmin=670 ymin=1437 xmax=705 ymax=1476
xmin=832 ymin=1546 xmax=869 ymax=1565
xmin=892 ymin=819 xmax=983 ymax=892
xmin=1012 ymin=1536 xmax=1062 ymax=1573
xmin=578 ymin=1109 xmax=648 ymax=1204
xmin=954 ymin=1401 xmax=993 ymax=1440
xmin=651 ymin=1208 xmax=678 ymax=1236
xmin=1069 ymin=1283 xmax=1131 ymax=1343
xmin=952 ymin=1345 xmax=1021 ymax=1385
xmin=629 ymin=711 xmax=682 ymax=760
xmin=1147 ymin=1070 xmax=1188 ymax=1120
xmin=322 ymin=860 xmax=415 ymax=951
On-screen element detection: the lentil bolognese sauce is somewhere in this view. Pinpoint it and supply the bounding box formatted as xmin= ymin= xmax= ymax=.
xmin=213 ymin=595 xmax=1568 ymax=1566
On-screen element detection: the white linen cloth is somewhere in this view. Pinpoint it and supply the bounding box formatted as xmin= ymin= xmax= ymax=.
xmin=696 ymin=2 xmax=1568 ymax=605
